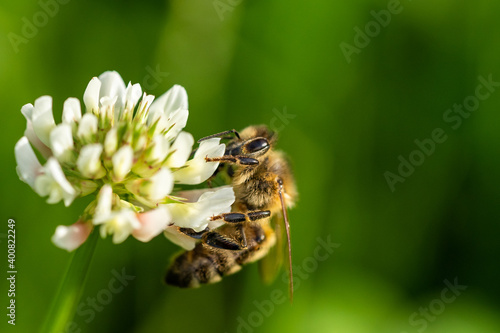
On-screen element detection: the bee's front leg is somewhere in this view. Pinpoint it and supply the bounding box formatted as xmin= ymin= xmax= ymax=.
xmin=210 ymin=211 xmax=271 ymax=223
xmin=205 ymin=155 xmax=259 ymax=166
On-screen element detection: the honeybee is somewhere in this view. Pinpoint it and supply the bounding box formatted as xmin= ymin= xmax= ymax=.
xmin=165 ymin=125 xmax=297 ymax=298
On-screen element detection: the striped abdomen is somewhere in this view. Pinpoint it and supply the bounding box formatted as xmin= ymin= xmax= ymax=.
xmin=165 ymin=223 xmax=275 ymax=288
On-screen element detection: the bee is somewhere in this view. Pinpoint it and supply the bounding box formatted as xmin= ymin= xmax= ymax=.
xmin=165 ymin=125 xmax=297 ymax=298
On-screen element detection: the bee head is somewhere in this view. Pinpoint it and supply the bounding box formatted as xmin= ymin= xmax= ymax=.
xmin=241 ymin=137 xmax=270 ymax=157
xmin=237 ymin=125 xmax=277 ymax=158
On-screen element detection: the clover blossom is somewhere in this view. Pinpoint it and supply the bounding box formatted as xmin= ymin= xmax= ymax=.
xmin=15 ymin=71 xmax=234 ymax=251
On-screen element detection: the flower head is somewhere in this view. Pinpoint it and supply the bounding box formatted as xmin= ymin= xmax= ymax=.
xmin=15 ymin=71 xmax=234 ymax=251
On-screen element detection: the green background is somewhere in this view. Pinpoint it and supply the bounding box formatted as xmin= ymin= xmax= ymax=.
xmin=1 ymin=0 xmax=500 ymax=332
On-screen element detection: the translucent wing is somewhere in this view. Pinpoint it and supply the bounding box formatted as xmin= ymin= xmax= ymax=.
xmin=258 ymin=178 xmax=293 ymax=302
xmin=258 ymin=213 xmax=284 ymax=284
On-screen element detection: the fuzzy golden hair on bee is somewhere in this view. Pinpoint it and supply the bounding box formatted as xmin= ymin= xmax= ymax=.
xmin=165 ymin=125 xmax=297 ymax=300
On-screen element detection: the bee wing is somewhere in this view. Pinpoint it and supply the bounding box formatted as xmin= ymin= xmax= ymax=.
xmin=258 ymin=213 xmax=284 ymax=284
xmin=258 ymin=179 xmax=293 ymax=302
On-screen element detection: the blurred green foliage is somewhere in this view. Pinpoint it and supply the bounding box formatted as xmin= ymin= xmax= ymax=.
xmin=1 ymin=0 xmax=500 ymax=332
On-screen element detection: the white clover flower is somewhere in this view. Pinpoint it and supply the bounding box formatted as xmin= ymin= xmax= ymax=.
xmin=163 ymin=186 xmax=235 ymax=249
xmin=111 ymin=146 xmax=133 ymax=182
xmin=50 ymin=123 xmax=74 ymax=163
xmin=168 ymin=187 xmax=235 ymax=232
xmin=77 ymin=144 xmax=105 ymax=179
xmin=173 ymin=138 xmax=226 ymax=184
xmin=34 ymin=158 xmax=77 ymax=206
xmin=32 ymin=96 xmax=56 ymax=146
xmin=21 ymin=103 xmax=52 ymax=158
xmin=14 ymin=71 xmax=235 ymax=251
xmin=165 ymin=131 xmax=194 ymax=168
xmin=15 ymin=136 xmax=43 ymax=190
xmin=62 ymin=97 xmax=82 ymax=126
xmin=133 ymin=206 xmax=171 ymax=242
xmin=51 ymin=220 xmax=92 ymax=252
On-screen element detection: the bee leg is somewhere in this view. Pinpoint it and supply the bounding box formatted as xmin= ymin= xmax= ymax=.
xmin=205 ymin=156 xmax=259 ymax=166
xmin=238 ymin=223 xmax=248 ymax=248
xmin=202 ymin=226 xmax=247 ymax=250
xmin=210 ymin=210 xmax=271 ymax=223
xmin=177 ymin=225 xmax=247 ymax=251
xmin=178 ymin=227 xmax=209 ymax=239
xmin=202 ymin=211 xmax=270 ymax=250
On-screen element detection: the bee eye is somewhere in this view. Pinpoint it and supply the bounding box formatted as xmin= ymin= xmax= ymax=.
xmin=245 ymin=138 xmax=269 ymax=154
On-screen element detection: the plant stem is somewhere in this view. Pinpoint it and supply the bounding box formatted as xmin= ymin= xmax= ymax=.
xmin=40 ymin=230 xmax=99 ymax=333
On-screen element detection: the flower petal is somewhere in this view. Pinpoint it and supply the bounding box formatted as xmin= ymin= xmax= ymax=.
xmin=32 ymin=96 xmax=56 ymax=146
xmin=164 ymin=226 xmax=197 ymax=250
xmin=147 ymin=85 xmax=189 ymax=137
xmin=21 ymin=103 xmax=52 ymax=158
xmin=77 ymin=113 xmax=98 ymax=143
xmin=125 ymin=82 xmax=142 ymax=111
xmin=176 ymin=185 xmax=232 ymax=203
xmin=166 ymin=131 xmax=194 ymax=168
xmin=77 ymin=144 xmax=105 ymax=179
xmin=149 ymin=84 xmax=188 ymax=116
xmin=51 ymin=220 xmax=92 ymax=252
xmin=104 ymin=127 xmax=118 ymax=156
xmin=149 ymin=168 xmax=174 ymax=201
xmin=34 ymin=157 xmax=77 ymax=206
xmin=15 ymin=137 xmax=43 ymax=189
xmin=173 ymin=138 xmax=225 ymax=185
xmin=99 ymin=71 xmax=126 ymax=111
xmin=165 ymin=109 xmax=189 ymax=140
xmin=48 ymin=158 xmax=77 ymax=206
xmin=137 ymin=93 xmax=156 ymax=124
xmin=97 ymin=209 xmax=141 ymax=244
xmin=132 ymin=206 xmax=171 ymax=242
xmin=169 ymin=187 xmax=235 ymax=232
xmin=50 ymin=123 xmax=74 ymax=163
xmin=94 ymin=184 xmax=113 ymax=222
xmin=21 ymin=103 xmax=34 ymax=120
xmin=62 ymin=97 xmax=82 ymax=125
xmin=112 ymin=145 xmax=133 ymax=181
xmin=83 ymin=77 xmax=101 ymax=114
xmin=125 ymin=167 xmax=174 ymax=205
xmin=145 ymin=134 xmax=171 ymax=165
xmin=197 ymin=186 xmax=235 ymax=222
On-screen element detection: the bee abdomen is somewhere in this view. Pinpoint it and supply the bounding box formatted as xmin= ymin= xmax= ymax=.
xmin=166 ymin=244 xmax=241 ymax=288
xmin=166 ymin=223 xmax=273 ymax=288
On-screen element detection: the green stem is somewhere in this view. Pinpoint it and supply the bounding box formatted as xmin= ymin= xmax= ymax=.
xmin=40 ymin=229 xmax=99 ymax=333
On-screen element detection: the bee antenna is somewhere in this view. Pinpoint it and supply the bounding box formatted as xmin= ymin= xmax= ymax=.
xmin=277 ymin=178 xmax=293 ymax=303
xmin=197 ymin=129 xmax=241 ymax=143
